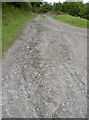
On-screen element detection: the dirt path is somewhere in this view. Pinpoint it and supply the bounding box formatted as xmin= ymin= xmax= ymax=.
xmin=2 ymin=15 xmax=87 ymax=118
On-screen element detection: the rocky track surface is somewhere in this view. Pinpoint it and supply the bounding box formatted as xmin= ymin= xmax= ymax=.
xmin=2 ymin=16 xmax=87 ymax=118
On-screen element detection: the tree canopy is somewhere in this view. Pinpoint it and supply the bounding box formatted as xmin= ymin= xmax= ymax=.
xmin=2 ymin=2 xmax=89 ymax=20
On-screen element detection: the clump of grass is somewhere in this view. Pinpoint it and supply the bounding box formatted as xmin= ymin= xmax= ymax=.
xmin=2 ymin=5 xmax=37 ymax=54
xmin=42 ymin=15 xmax=46 ymax=18
xmin=49 ymin=14 xmax=89 ymax=29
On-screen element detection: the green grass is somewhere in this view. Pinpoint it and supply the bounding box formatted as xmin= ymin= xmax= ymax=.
xmin=2 ymin=6 xmax=37 ymax=54
xmin=41 ymin=15 xmax=46 ymax=18
xmin=49 ymin=14 xmax=89 ymax=29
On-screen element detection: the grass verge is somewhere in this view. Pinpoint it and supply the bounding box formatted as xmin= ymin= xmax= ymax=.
xmin=41 ymin=15 xmax=46 ymax=18
xmin=49 ymin=14 xmax=89 ymax=29
xmin=2 ymin=5 xmax=37 ymax=54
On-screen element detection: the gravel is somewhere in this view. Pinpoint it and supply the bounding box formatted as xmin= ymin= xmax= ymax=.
xmin=2 ymin=15 xmax=87 ymax=118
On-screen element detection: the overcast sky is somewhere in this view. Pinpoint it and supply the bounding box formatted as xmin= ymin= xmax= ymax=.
xmin=43 ymin=0 xmax=89 ymax=3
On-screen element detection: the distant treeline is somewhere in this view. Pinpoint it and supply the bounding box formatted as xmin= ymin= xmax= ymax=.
xmin=2 ymin=2 xmax=89 ymax=20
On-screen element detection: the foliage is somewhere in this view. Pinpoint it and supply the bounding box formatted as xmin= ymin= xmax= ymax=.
xmin=79 ymin=3 xmax=89 ymax=20
xmin=3 ymin=2 xmax=32 ymax=11
xmin=2 ymin=2 xmax=89 ymax=20
xmin=52 ymin=2 xmax=63 ymax=12
xmin=40 ymin=2 xmax=52 ymax=13
xmin=62 ymin=2 xmax=84 ymax=16
xmin=52 ymin=2 xmax=89 ymax=20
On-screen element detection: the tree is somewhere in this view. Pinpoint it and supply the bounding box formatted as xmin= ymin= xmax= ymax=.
xmin=3 ymin=2 xmax=33 ymax=11
xmin=62 ymin=2 xmax=84 ymax=16
xmin=52 ymin=2 xmax=63 ymax=12
xmin=40 ymin=2 xmax=52 ymax=13
xmin=80 ymin=3 xmax=89 ymax=20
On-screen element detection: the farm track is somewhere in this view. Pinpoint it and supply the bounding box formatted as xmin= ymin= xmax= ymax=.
xmin=2 ymin=16 xmax=87 ymax=118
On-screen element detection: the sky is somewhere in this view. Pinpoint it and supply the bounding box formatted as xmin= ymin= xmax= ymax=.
xmin=43 ymin=0 xmax=89 ymax=3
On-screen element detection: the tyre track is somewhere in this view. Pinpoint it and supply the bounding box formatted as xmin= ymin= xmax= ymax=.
xmin=2 ymin=15 xmax=87 ymax=118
